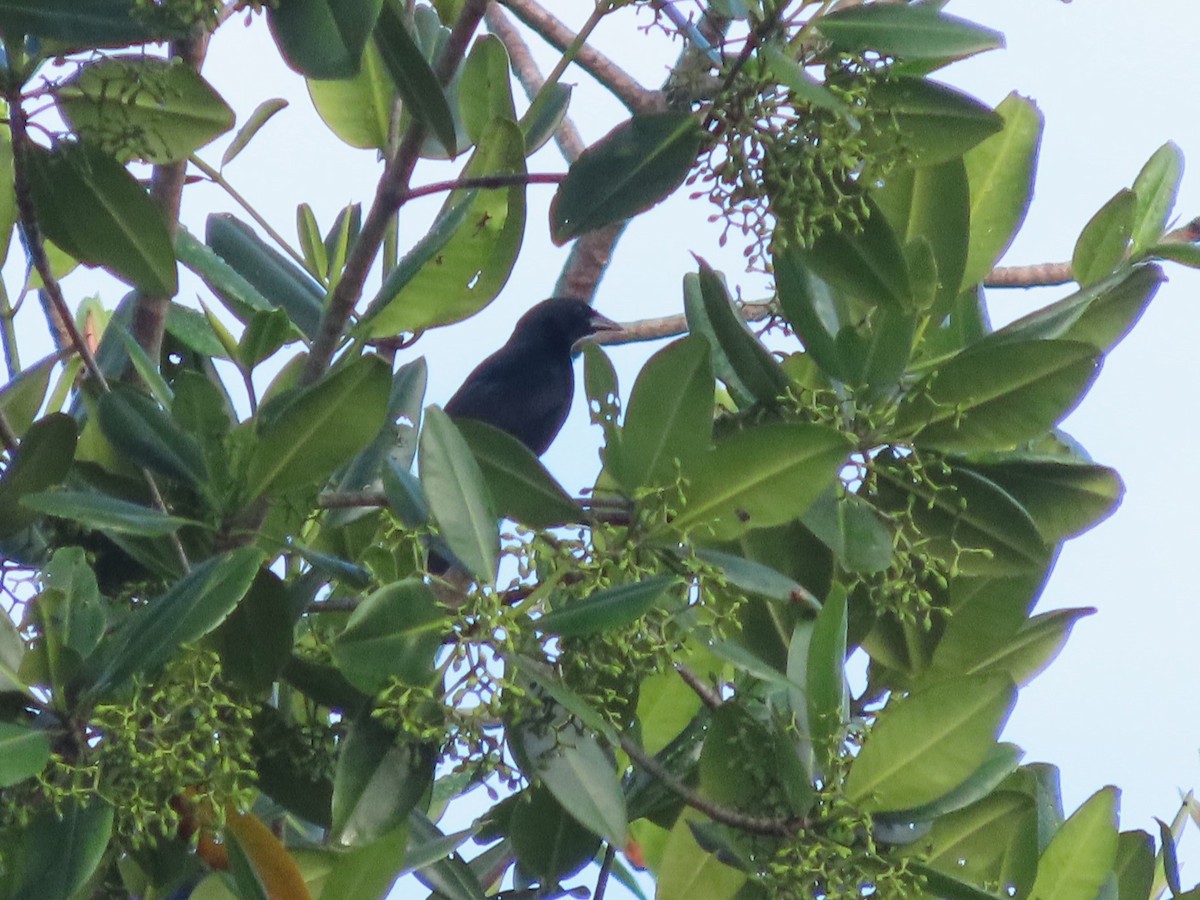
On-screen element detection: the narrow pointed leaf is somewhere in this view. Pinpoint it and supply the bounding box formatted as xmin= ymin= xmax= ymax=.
xmin=12 ymin=799 xmax=113 ymax=900
xmin=815 ymin=6 xmax=1004 ymax=61
xmin=1073 ymin=189 xmax=1136 ymax=287
xmin=22 ymin=491 xmax=196 ymax=536
xmin=1130 ymin=141 xmax=1183 ymax=255
xmin=268 ymin=0 xmax=384 ymax=79
xmin=222 ymin=98 xmax=289 ymax=167
xmin=97 ymin=383 xmax=208 ymax=485
xmin=374 ymin=0 xmax=457 ymax=155
xmin=867 ymin=77 xmax=1003 ymax=167
xmin=1028 ymin=787 xmax=1119 ymax=900
xmin=535 ymin=576 xmax=679 ymax=638
xmin=802 ymin=196 xmax=912 ymax=311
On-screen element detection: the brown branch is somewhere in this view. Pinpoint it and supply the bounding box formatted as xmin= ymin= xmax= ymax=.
xmin=675 ymin=662 xmax=723 ymax=710
xmin=499 ymin=0 xmax=665 ymax=115
xmin=400 ymin=172 xmax=564 ymax=203
xmin=595 ymin=300 xmax=773 ymax=344
xmin=619 ymin=732 xmax=804 ymax=836
xmin=132 ymin=30 xmax=211 ymax=362
xmin=301 ymin=0 xmax=490 ymax=386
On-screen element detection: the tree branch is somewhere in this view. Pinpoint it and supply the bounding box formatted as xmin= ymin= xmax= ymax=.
xmin=499 ymin=0 xmax=665 ymax=115
xmin=301 ymin=0 xmax=490 ymax=386
xmin=400 ymin=172 xmax=564 ymax=203
xmin=675 ymin=662 xmax=723 ymax=710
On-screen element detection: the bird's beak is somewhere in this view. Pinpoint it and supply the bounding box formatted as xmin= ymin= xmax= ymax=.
xmin=587 ymin=310 xmax=622 ymax=339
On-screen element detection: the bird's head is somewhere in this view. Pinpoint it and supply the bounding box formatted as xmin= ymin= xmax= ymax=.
xmin=513 ymin=297 xmax=622 ymax=351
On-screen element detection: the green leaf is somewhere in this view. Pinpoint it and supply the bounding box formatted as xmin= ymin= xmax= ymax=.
xmin=665 ymin=423 xmax=851 ymax=541
xmin=373 ymin=0 xmax=458 ymax=156
xmin=1072 ymin=189 xmax=1136 ymax=287
xmin=880 ymin=742 xmax=1024 ymax=825
xmin=319 ymin=826 xmax=408 ymax=900
xmin=962 ymin=459 xmax=1123 ymax=543
xmin=455 ymin=419 xmax=581 ymax=528
xmin=683 ymin=261 xmax=789 ymax=406
xmin=1156 ymin=817 xmax=1181 ymax=898
xmin=222 ymin=97 xmax=289 ymax=167
xmin=55 ymin=56 xmax=234 ymax=164
xmin=239 ymin=307 xmax=302 ymax=370
xmin=1146 ymin=241 xmax=1200 ymax=268
xmin=802 ymin=196 xmax=912 ymax=312
xmin=536 ymin=576 xmax=679 ymax=638
xmin=876 ymin=159 xmax=970 ymax=313
xmin=419 ymin=406 xmax=498 ymax=584
xmin=815 ymin=5 xmax=1004 ymax=61
xmin=332 ymin=578 xmax=447 ymax=694
xmin=1114 ymin=830 xmax=1154 ymax=900
xmin=613 ymin=335 xmax=712 ymax=489
xmin=26 ymin=141 xmax=177 ymax=295
xmin=296 ymin=202 xmax=327 ymax=280
xmin=176 ymin=226 xmax=275 ymax=323
xmin=907 ymin=862 xmax=1015 ymax=900
xmin=844 ymin=673 xmax=1016 ymax=813
xmin=693 ymin=548 xmax=809 ymax=604
xmin=896 ymin=340 xmax=1101 ymax=453
xmin=800 ymin=490 xmax=893 ymax=574
xmin=0 ymin=352 xmax=62 ymax=438
xmin=0 ymin=413 xmax=77 ymax=538
xmin=0 ymin=0 xmax=166 ymax=48
xmin=516 ymin=723 xmax=628 ymax=846
xmin=1028 ymin=787 xmax=1119 ymax=900
xmin=550 ymin=112 xmax=702 ymax=244
xmin=773 ymin=251 xmax=850 ymax=382
xmin=246 ymin=355 xmax=392 ymax=500
xmin=866 ymin=78 xmax=1003 ymax=168
xmin=807 ymin=587 xmax=848 ymax=769
xmin=509 ymin=786 xmax=602 ymax=885
xmin=363 ymin=119 xmax=526 ymax=335
xmin=331 ymin=716 xmax=435 ymax=846
xmin=84 ymin=547 xmax=263 ymax=697
xmin=22 ymin=491 xmax=195 ymax=536
xmin=212 ymin=571 xmax=297 ymax=694
xmin=657 ymin=811 xmax=747 ymax=900
xmin=962 ymin=93 xmax=1044 ymax=287
xmin=873 ymin=460 xmax=1049 ymax=576
xmin=11 ymin=799 xmax=114 ymax=900
xmin=268 ymin=0 xmax=383 ymax=79
xmin=97 ymin=383 xmax=208 ymax=486
xmin=405 ymin=811 xmax=489 ymax=900
xmin=761 ymin=42 xmax=848 ymax=114
xmin=929 ymin=572 xmax=1048 ymax=680
xmin=1130 ymin=141 xmax=1184 ymax=255
xmin=459 ymin=34 xmax=517 ymax=143
xmin=0 ymin=721 xmax=50 ymax=787
xmin=520 ymin=83 xmax=572 ymax=156
xmin=974 ymin=608 xmax=1095 ymax=687
xmin=978 ymin=264 xmax=1164 ymax=356
xmin=307 ymin=40 xmax=396 ymax=150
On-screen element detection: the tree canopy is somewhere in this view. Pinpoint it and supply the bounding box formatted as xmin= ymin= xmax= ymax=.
xmin=0 ymin=2 xmax=1197 ymax=899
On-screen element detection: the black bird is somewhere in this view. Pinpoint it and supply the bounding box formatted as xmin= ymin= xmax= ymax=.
xmin=445 ymin=297 xmax=621 ymax=456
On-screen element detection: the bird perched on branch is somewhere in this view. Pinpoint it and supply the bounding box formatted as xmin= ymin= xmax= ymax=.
xmin=445 ymin=297 xmax=621 ymax=455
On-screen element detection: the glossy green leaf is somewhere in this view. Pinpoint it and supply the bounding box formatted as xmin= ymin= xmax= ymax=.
xmin=1146 ymin=241 xmax=1200 ymax=268
xmin=332 ymin=578 xmax=447 ymax=693
xmin=318 ymin=826 xmax=408 ymax=900
xmin=206 ymin=213 xmax=325 ymax=338
xmin=0 ymin=413 xmax=77 ymax=538
xmin=774 ymin=249 xmax=848 ymax=381
xmin=683 ymin=261 xmax=789 ymax=406
xmin=880 ymin=742 xmax=1024 ymax=825
xmin=1073 ymin=189 xmax=1136 ymax=287
xmin=1028 ymin=787 xmax=1119 ymax=900
xmin=373 ymin=0 xmax=458 ymax=155
xmin=176 ymin=226 xmax=275 ymax=324
xmin=509 ymin=786 xmax=601 ymax=885
xmin=978 ymin=264 xmax=1164 ymax=356
xmin=929 ymin=572 xmax=1048 ymax=680
xmin=11 ymin=799 xmax=114 ymax=900
xmin=97 ymin=383 xmax=208 ymax=486
xmin=239 ymin=307 xmax=302 ymax=370
xmin=1156 ymin=817 xmax=1181 ymax=897
xmin=0 ymin=352 xmax=62 ymax=438
xmin=26 ymin=141 xmax=177 ymax=295
xmin=519 ymin=82 xmax=572 ymax=155
xmin=800 ymin=490 xmax=893 ymax=574
xmin=657 ymin=811 xmax=747 ymax=900
xmin=21 ymin=491 xmax=195 ymax=536
xmin=406 ymin=811 xmax=489 ymax=900
xmin=876 ymin=159 xmax=970 ymax=312
xmin=835 ymin=305 xmax=918 ymax=392
xmin=974 ymin=607 xmax=1094 ymax=687
xmin=331 ymin=716 xmax=435 ymax=846
xmin=897 ymin=340 xmax=1101 ymax=453
xmin=397 ymin=814 xmax=474 ymax=876
xmin=614 ymin=335 xmax=713 ymax=489
xmin=550 ymin=112 xmax=702 ymax=244
xmin=815 ymin=5 xmax=1004 ymax=61
xmin=962 ymin=93 xmax=1044 ymax=287
xmin=845 ymin=673 xmax=1016 ymax=812
xmin=807 ymin=587 xmax=848 ymax=768
xmin=84 ymin=547 xmax=262 ymax=697
xmin=802 ymin=196 xmax=912 ymax=312
xmin=761 ymin=42 xmax=847 ymax=114
xmin=1130 ymin=141 xmax=1183 ymax=255
xmin=296 ymin=202 xmax=327 ymax=280
xmin=222 ymin=97 xmax=289 ymax=167
xmin=212 ymin=570 xmax=296 ymax=694
xmin=1114 ymin=830 xmax=1154 ymax=900
xmin=536 ymin=576 xmax=678 ymax=638
xmin=666 ymin=423 xmax=851 ymax=541
xmin=56 ymin=56 xmax=234 ymax=164
xmin=867 ymin=77 xmax=1003 ymax=168
xmin=693 ymin=548 xmax=809 ymax=604
xmin=907 ymin=862 xmax=1017 ymax=900
xmin=962 ymin=459 xmax=1122 ymax=542
xmin=459 ymin=34 xmax=517 ymax=143
xmin=0 ymin=0 xmax=167 ymax=47
xmin=246 ymin=355 xmax=392 ymax=500
xmin=364 ymin=119 xmax=526 ymax=335
xmin=268 ymin=0 xmax=383 ymax=79
xmin=514 ymin=656 xmax=619 ymax=745
xmin=455 ymin=419 xmax=581 ymax=528
xmin=307 ymin=41 xmax=395 ymax=150
xmin=419 ymin=406 xmax=498 ymax=584
xmin=874 ymin=460 xmax=1049 ymax=576
xmin=0 ymin=721 xmax=50 ymax=787
xmin=0 ymin=121 xmax=17 ymax=268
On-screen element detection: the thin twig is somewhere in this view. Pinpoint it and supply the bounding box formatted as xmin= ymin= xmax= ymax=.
xmin=594 ymin=844 xmax=616 ymax=900
xmin=500 ymin=0 xmax=664 ymax=114
xmin=675 ymin=662 xmax=723 ymax=710
xmin=400 ymin=172 xmax=565 ymax=203
xmin=619 ymin=732 xmax=803 ymax=836
xmin=301 ymin=0 xmax=490 ymax=386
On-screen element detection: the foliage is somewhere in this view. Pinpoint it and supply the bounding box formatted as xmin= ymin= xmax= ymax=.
xmin=0 ymin=1 xmax=1195 ymax=899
